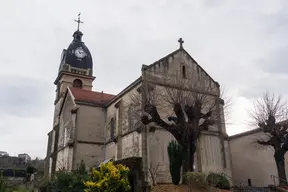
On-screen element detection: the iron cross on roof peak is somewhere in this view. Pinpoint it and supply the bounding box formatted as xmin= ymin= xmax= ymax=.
xmin=74 ymin=12 xmax=84 ymax=31
xmin=178 ymin=38 xmax=184 ymax=48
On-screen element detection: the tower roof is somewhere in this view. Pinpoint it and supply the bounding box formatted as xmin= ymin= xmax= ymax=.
xmin=64 ymin=30 xmax=93 ymax=69
xmin=58 ymin=14 xmax=93 ymax=76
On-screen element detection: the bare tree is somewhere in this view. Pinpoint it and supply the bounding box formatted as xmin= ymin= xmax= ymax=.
xmin=130 ymin=75 xmax=229 ymax=175
xmin=250 ymin=92 xmax=288 ymax=185
xmin=148 ymin=162 xmax=165 ymax=186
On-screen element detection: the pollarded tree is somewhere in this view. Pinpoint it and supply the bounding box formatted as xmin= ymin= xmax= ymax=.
xmin=133 ymin=75 xmax=230 ymax=174
xmin=250 ymin=92 xmax=288 ymax=186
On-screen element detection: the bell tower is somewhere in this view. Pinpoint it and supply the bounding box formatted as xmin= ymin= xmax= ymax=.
xmin=54 ymin=13 xmax=95 ymax=103
xmin=47 ymin=14 xmax=95 ymax=176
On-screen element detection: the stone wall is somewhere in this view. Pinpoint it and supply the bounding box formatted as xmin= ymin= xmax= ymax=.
xmin=76 ymin=105 xmax=105 ymax=143
xmin=102 ymin=48 xmax=230 ymax=185
xmin=55 ymin=146 xmax=73 ymax=171
xmin=58 ymin=93 xmax=74 ymax=149
xmin=229 ymin=130 xmax=288 ymax=187
xmin=74 ymin=143 xmax=103 ymax=168
xmin=105 ymin=82 xmax=142 ymax=161
xmin=73 ymin=104 xmax=106 ymax=169
xmin=148 ymin=129 xmax=175 ymax=184
xmin=199 ymin=133 xmax=224 ymax=174
xmin=122 ymin=132 xmax=141 ymax=158
xmin=142 ymin=49 xmax=230 ymax=184
xmin=105 ymin=142 xmax=115 ymax=160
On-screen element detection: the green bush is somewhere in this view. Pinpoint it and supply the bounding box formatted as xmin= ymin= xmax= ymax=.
xmin=206 ymin=172 xmax=230 ymax=190
xmin=37 ymin=176 xmax=50 ymax=192
xmin=167 ymin=140 xmax=183 ymax=185
xmin=47 ymin=161 xmax=89 ymax=192
xmin=0 ymin=180 xmax=8 ymax=192
xmin=48 ymin=170 xmax=89 ymax=192
xmin=84 ymin=161 xmax=130 ymax=192
xmin=185 ymin=172 xmax=208 ymax=191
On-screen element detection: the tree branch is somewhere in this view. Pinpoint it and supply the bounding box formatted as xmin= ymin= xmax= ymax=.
xmin=173 ymin=103 xmax=185 ymax=123
xmin=168 ymin=116 xmax=178 ymax=124
xmin=257 ymin=139 xmax=272 ymax=146
xmin=143 ymin=104 xmax=169 ymax=128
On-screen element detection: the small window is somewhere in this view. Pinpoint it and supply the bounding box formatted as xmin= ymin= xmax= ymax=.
xmin=182 ymin=65 xmax=186 ymax=78
xmin=110 ymin=118 xmax=115 ymax=140
xmin=73 ymin=79 xmax=83 ymax=88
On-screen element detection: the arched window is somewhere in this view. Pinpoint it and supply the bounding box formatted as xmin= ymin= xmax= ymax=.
xmin=182 ymin=65 xmax=186 ymax=78
xmin=110 ymin=118 xmax=115 ymax=140
xmin=73 ymin=79 xmax=83 ymax=88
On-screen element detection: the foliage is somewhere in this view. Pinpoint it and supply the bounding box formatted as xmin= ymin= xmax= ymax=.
xmin=185 ymin=172 xmax=208 ymax=191
xmin=9 ymin=186 xmax=30 ymax=192
xmin=0 ymin=180 xmax=9 ymax=192
xmin=26 ymin=166 xmax=36 ymax=174
xmin=167 ymin=140 xmax=183 ymax=185
xmin=37 ymin=176 xmax=50 ymax=192
xmin=29 ymin=157 xmax=45 ymax=175
xmin=0 ymin=180 xmax=29 ymax=192
xmin=84 ymin=161 xmax=130 ymax=192
xmin=148 ymin=162 xmax=163 ymax=186
xmin=206 ymin=172 xmax=230 ymax=189
xmin=47 ymin=160 xmax=89 ymax=192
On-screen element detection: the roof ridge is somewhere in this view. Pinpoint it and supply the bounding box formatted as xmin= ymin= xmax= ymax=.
xmin=145 ymin=47 xmax=218 ymax=85
xmin=147 ymin=48 xmax=181 ymax=70
xmin=70 ymin=87 xmax=116 ymax=96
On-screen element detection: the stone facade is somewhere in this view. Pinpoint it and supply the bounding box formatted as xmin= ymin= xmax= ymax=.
xmin=229 ymin=129 xmax=288 ymax=187
xmin=45 ymin=33 xmax=232 ymax=186
xmin=137 ymin=48 xmax=232 ymax=183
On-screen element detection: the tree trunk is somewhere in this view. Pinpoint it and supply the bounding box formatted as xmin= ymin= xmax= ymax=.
xmin=182 ymin=141 xmax=196 ymax=184
xmin=182 ymin=148 xmax=188 ymax=184
xmin=274 ymin=148 xmax=287 ymax=186
xmin=188 ymin=140 xmax=196 ymax=172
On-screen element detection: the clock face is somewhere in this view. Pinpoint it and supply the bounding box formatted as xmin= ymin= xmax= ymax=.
xmin=75 ymin=47 xmax=86 ymax=58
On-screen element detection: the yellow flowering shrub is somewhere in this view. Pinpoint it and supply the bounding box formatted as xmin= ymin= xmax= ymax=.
xmin=84 ymin=161 xmax=130 ymax=192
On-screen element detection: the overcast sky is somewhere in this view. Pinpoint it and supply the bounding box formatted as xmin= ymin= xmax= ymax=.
xmin=0 ymin=0 xmax=287 ymax=158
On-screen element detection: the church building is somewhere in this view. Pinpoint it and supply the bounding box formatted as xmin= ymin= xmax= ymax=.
xmin=45 ymin=18 xmax=233 ymax=187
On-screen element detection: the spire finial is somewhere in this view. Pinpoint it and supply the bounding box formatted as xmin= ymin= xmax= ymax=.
xmin=74 ymin=12 xmax=84 ymax=31
xmin=178 ymin=38 xmax=184 ymax=48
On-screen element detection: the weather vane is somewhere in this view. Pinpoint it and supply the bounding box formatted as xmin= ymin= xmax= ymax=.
xmin=74 ymin=12 xmax=84 ymax=31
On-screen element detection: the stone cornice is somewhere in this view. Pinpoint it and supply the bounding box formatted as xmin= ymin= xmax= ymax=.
xmin=54 ymin=71 xmax=95 ymax=85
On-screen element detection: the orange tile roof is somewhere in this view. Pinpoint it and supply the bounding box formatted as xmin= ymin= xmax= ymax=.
xmin=70 ymin=87 xmax=115 ymax=106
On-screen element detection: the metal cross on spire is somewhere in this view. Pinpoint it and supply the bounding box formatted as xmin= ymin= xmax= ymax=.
xmin=74 ymin=12 xmax=84 ymax=31
xmin=178 ymin=38 xmax=184 ymax=48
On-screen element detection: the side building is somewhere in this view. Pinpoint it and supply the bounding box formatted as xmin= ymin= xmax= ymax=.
xmin=229 ymin=128 xmax=288 ymax=187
